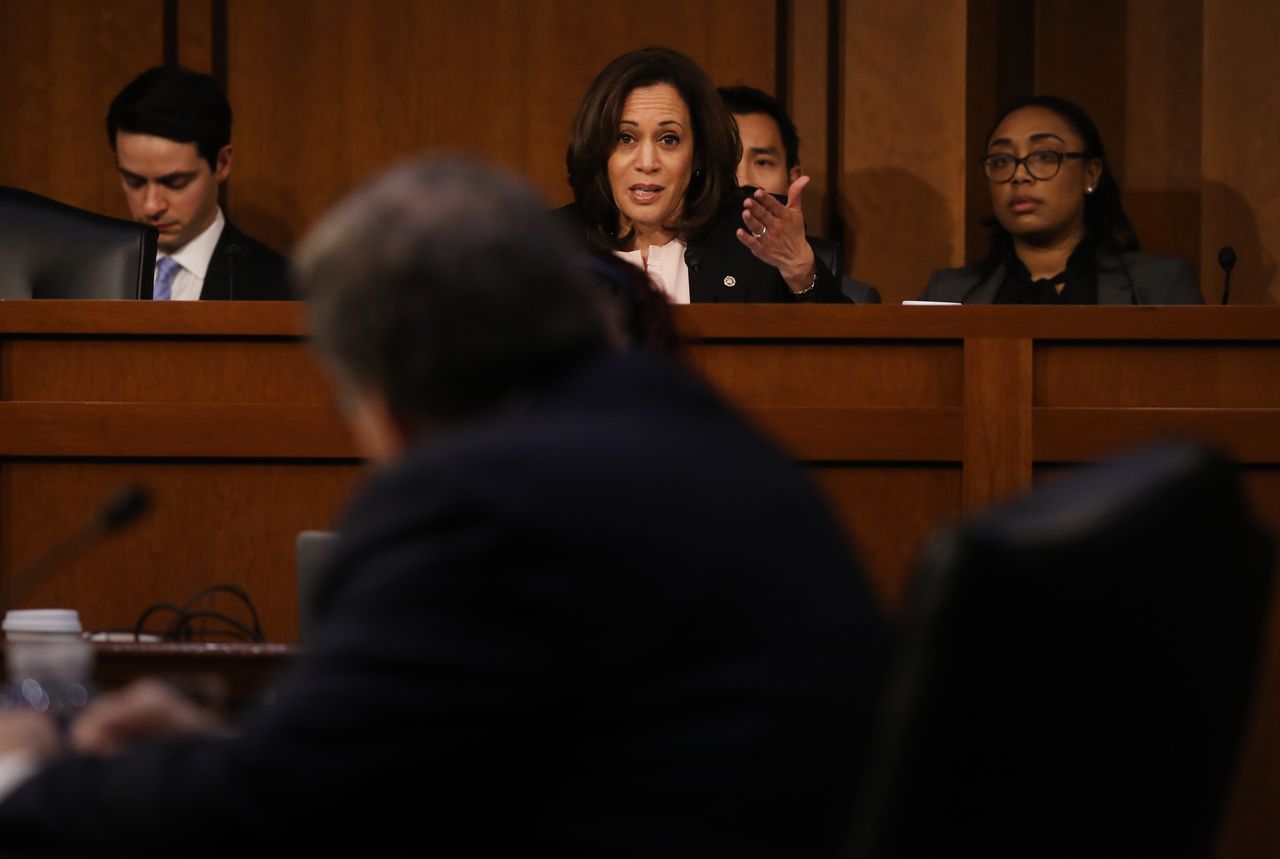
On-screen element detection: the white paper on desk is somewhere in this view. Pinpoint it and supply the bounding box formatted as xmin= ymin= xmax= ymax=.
xmin=902 ymin=300 xmax=962 ymax=306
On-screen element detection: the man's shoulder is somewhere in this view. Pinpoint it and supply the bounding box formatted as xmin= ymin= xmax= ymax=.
xmin=219 ymin=222 xmax=287 ymax=269
xmin=209 ymin=222 xmax=292 ymax=300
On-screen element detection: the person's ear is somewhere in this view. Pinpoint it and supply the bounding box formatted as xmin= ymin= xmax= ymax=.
xmin=214 ymin=144 xmax=234 ymax=183
xmin=789 ymin=164 xmax=803 ymax=184
xmin=1084 ymin=158 xmax=1102 ymax=196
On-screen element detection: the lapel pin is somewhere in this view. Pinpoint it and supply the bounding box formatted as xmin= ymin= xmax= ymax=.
xmin=723 ymin=276 xmax=736 ymax=287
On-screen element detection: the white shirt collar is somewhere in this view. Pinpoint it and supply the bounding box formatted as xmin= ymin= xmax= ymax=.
xmin=160 ymin=207 xmax=226 ymax=279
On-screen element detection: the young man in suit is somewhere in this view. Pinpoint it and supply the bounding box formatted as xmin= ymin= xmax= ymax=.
xmin=719 ymin=85 xmax=880 ymax=304
xmin=0 ymin=158 xmax=884 ymax=856
xmin=107 ymin=66 xmax=290 ymax=300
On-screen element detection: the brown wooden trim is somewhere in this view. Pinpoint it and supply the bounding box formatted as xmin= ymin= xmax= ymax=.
xmin=3 ymin=303 xmax=1276 ymax=342
xmin=749 ymin=407 xmax=963 ymax=461
xmin=676 ymin=305 xmax=1280 ymax=341
xmin=825 ymin=0 xmax=843 ymax=245
xmin=0 ymin=403 xmax=358 ymax=458
xmin=1035 ymin=408 xmax=1280 ymax=463
xmin=964 ymin=337 xmax=1032 ymax=509
xmin=0 ymin=301 xmax=308 ymax=336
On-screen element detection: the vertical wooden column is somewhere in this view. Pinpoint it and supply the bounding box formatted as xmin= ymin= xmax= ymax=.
xmin=786 ymin=0 xmax=833 ymax=238
xmin=842 ymin=1 xmax=970 ymax=303
xmin=963 ymin=336 xmax=1032 ymax=511
xmin=1203 ymin=0 xmax=1280 ymax=305
xmin=174 ymin=0 xmax=215 ymax=74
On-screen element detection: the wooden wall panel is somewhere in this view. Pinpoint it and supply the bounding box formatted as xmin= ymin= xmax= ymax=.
xmin=0 ymin=460 xmax=363 ymax=641
xmin=810 ymin=465 xmax=963 ymax=612
xmin=1119 ymin=1 xmax=1202 ymax=267
xmin=175 ymin=0 xmax=214 ymax=73
xmin=224 ymin=0 xmax=777 ymax=254
xmin=1203 ymin=0 xmax=1280 ymax=305
xmin=842 ymin=1 xmax=969 ymax=304
xmin=1035 ymin=1 xmax=1203 ymax=280
xmin=786 ymin=0 xmax=833 ymax=238
xmin=0 ymin=0 xmax=163 ymax=218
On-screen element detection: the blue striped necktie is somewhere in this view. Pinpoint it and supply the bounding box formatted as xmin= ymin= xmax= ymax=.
xmin=154 ymin=256 xmax=182 ymax=301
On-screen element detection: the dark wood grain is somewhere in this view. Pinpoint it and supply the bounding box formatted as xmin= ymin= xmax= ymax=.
xmin=963 ymin=336 xmax=1032 ymax=510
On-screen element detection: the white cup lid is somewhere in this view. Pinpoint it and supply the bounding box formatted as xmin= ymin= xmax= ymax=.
xmin=3 ymin=609 xmax=82 ymax=635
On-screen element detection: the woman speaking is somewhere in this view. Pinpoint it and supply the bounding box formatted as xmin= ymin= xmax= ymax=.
xmin=563 ymin=47 xmax=844 ymax=303
xmin=922 ymin=96 xmax=1203 ymax=304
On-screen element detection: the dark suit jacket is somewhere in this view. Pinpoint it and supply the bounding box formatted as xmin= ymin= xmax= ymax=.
xmin=921 ymin=251 xmax=1204 ymax=305
xmin=198 ymin=221 xmax=292 ymax=301
xmin=0 ymin=352 xmax=885 ymax=857
xmin=560 ymin=193 xmax=848 ymax=303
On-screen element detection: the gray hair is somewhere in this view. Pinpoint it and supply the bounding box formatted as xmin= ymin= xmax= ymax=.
xmin=294 ymin=157 xmax=616 ymax=425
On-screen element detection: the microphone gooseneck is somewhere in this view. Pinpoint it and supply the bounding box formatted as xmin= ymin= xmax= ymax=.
xmin=1218 ymin=246 xmax=1236 ymax=306
xmin=3 ymin=486 xmax=153 ymax=613
xmin=226 ymin=243 xmax=242 ymax=302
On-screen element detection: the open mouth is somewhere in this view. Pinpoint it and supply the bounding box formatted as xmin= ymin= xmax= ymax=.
xmin=628 ymin=185 xmax=664 ymax=204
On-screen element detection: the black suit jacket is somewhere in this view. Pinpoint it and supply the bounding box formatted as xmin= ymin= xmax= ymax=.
xmin=560 ymin=194 xmax=849 ymax=303
xmin=0 ymin=352 xmax=885 ymax=857
xmin=198 ymin=221 xmax=292 ymax=301
xmin=921 ymin=251 xmax=1204 ymax=305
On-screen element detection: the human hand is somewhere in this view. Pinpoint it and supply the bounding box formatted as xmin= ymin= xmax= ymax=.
xmin=0 ymin=708 xmax=61 ymax=763
xmin=736 ymin=174 xmax=817 ymax=294
xmin=69 ymin=678 xmax=226 ymax=757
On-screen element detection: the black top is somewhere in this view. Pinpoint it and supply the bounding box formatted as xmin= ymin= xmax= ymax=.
xmin=993 ymin=240 xmax=1099 ymax=304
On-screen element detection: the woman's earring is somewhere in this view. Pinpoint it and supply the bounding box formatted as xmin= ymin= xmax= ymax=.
xmin=694 ymin=168 xmax=703 ymax=178
xmin=1085 ymin=186 xmax=1095 ymax=194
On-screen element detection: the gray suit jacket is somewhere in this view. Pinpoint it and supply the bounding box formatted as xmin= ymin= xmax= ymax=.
xmin=921 ymin=252 xmax=1203 ymax=305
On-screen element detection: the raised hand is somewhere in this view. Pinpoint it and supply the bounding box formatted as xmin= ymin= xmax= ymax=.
xmin=736 ymin=174 xmax=817 ymax=294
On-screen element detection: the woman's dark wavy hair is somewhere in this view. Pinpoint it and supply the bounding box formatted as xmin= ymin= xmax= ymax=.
xmin=566 ymin=47 xmax=741 ymax=252
xmin=977 ymin=95 xmax=1139 ymax=276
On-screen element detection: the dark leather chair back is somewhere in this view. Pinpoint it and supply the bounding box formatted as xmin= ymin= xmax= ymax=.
xmin=0 ymin=186 xmax=156 ymax=298
xmin=850 ymin=442 xmax=1275 ymax=858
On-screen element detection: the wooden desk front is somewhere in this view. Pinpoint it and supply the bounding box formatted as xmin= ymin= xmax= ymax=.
xmin=0 ymin=301 xmax=1278 ymax=856
xmin=1 ymin=301 xmax=1278 ymax=627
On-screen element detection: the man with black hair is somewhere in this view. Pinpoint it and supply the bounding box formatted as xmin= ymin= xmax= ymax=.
xmin=107 ymin=66 xmax=289 ymax=300
xmin=719 ymin=85 xmax=880 ymax=303
xmin=0 ymin=158 xmax=885 ymax=856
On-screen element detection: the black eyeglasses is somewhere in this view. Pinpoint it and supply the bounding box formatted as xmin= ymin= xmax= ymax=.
xmin=980 ymin=151 xmax=1086 ymax=183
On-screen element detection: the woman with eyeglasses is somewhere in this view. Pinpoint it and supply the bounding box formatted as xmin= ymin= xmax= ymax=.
xmin=922 ymin=95 xmax=1203 ymax=304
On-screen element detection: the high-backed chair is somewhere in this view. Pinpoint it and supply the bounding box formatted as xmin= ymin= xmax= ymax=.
xmin=0 ymin=186 xmax=156 ymax=298
xmin=850 ymin=442 xmax=1275 ymax=858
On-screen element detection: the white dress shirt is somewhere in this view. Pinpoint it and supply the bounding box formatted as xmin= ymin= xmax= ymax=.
xmin=614 ymin=238 xmax=690 ymax=305
xmin=156 ymin=207 xmax=226 ymax=301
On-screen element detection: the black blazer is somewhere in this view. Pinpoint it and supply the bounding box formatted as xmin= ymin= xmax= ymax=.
xmin=922 ymin=251 xmax=1204 ymax=305
xmin=199 ymin=221 xmax=292 ymax=301
xmin=0 ymin=352 xmax=886 ymax=857
xmin=560 ymin=192 xmax=849 ymax=303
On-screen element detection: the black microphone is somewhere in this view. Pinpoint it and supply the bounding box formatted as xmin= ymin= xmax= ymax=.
xmin=683 ymin=248 xmax=702 ymax=274
xmin=4 ymin=486 xmax=152 ymax=611
xmin=226 ymin=243 xmax=242 ymax=301
xmin=1217 ymin=246 xmax=1236 ymax=306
